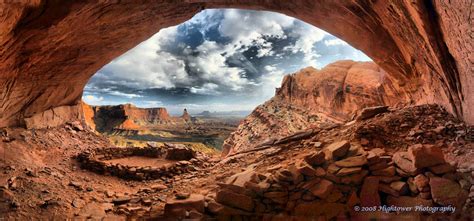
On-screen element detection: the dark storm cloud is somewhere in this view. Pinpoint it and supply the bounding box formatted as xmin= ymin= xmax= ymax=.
xmin=83 ymin=9 xmax=371 ymax=113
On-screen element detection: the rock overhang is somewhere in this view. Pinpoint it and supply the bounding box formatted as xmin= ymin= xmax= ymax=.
xmin=0 ymin=1 xmax=471 ymax=127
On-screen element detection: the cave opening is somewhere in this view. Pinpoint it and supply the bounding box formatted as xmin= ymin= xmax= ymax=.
xmin=1 ymin=2 xmax=472 ymax=220
xmin=81 ymin=9 xmax=375 ymax=154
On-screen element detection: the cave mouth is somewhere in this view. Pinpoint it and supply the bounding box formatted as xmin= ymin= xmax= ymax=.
xmin=1 ymin=2 xmax=472 ymax=220
xmin=80 ymin=8 xmax=373 ymax=153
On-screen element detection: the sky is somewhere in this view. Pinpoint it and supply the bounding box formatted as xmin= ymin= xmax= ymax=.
xmin=83 ymin=9 xmax=371 ymax=115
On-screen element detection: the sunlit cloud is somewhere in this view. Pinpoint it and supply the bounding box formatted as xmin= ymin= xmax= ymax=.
xmin=83 ymin=9 xmax=372 ymax=113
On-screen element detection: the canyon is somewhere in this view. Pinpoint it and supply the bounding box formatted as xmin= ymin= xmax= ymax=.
xmin=223 ymin=60 xmax=409 ymax=156
xmin=0 ymin=1 xmax=473 ymax=220
xmin=82 ymin=103 xmax=239 ymax=152
xmin=1 ymin=60 xmax=473 ymax=220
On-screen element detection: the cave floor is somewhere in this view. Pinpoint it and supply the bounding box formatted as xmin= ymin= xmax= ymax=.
xmin=0 ymin=104 xmax=473 ymax=220
xmin=104 ymin=156 xmax=176 ymax=168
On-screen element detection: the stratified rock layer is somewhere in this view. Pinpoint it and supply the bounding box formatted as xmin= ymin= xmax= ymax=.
xmin=81 ymin=103 xmax=188 ymax=132
xmin=222 ymin=61 xmax=407 ymax=156
xmin=0 ymin=1 xmax=472 ymax=128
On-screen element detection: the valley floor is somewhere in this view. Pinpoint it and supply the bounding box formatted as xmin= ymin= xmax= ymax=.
xmin=0 ymin=105 xmax=473 ymax=220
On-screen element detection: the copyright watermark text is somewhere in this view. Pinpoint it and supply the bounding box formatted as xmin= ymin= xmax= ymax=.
xmin=353 ymin=205 xmax=456 ymax=214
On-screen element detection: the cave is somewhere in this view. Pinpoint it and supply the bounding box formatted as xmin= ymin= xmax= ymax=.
xmin=0 ymin=1 xmax=472 ymax=129
xmin=0 ymin=1 xmax=473 ymax=220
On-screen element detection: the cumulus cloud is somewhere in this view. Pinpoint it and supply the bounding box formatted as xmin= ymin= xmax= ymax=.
xmin=218 ymin=9 xmax=294 ymax=45
xmin=83 ymin=95 xmax=104 ymax=104
xmin=324 ymin=39 xmax=348 ymax=46
xmin=190 ymin=83 xmax=220 ymax=95
xmin=108 ymin=91 xmax=143 ymax=99
xmin=100 ymin=38 xmax=190 ymax=89
xmin=84 ymin=9 xmax=372 ymax=112
xmin=284 ymin=23 xmax=327 ymax=67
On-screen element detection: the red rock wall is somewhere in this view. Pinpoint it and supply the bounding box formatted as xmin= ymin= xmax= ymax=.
xmin=221 ymin=61 xmax=411 ymax=156
xmin=83 ymin=104 xmax=173 ymax=132
xmin=81 ymin=102 xmax=96 ymax=130
xmin=0 ymin=1 xmax=472 ymax=127
xmin=276 ymin=61 xmax=410 ymax=121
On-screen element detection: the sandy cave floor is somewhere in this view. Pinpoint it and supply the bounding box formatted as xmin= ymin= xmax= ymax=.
xmin=0 ymin=105 xmax=473 ymax=220
xmin=104 ymin=156 xmax=177 ymax=168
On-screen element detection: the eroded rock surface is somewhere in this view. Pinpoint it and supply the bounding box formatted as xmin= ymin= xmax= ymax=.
xmin=0 ymin=1 xmax=472 ymax=128
xmin=223 ymin=61 xmax=408 ymax=156
xmin=81 ymin=103 xmax=190 ymax=132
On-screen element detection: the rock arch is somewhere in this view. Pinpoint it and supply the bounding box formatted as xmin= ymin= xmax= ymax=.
xmin=0 ymin=1 xmax=472 ymax=128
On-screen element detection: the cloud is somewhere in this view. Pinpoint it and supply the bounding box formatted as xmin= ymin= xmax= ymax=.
xmin=108 ymin=91 xmax=143 ymax=99
xmin=140 ymin=100 xmax=164 ymax=108
xmin=324 ymin=39 xmax=348 ymax=46
xmin=258 ymin=66 xmax=286 ymax=100
xmin=218 ymin=9 xmax=294 ymax=45
xmin=188 ymin=40 xmax=253 ymax=91
xmin=83 ymin=95 xmax=104 ymax=104
xmin=84 ymin=9 xmax=372 ymax=112
xmin=190 ymin=83 xmax=220 ymax=95
xmin=100 ymin=46 xmax=190 ymax=89
xmin=284 ymin=22 xmax=327 ymax=67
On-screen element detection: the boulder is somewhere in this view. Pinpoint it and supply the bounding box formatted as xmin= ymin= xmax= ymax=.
xmin=288 ymin=164 xmax=304 ymax=184
xmin=216 ymin=189 xmax=254 ymax=212
xmin=355 ymin=106 xmax=389 ymax=121
xmin=371 ymin=166 xmax=396 ymax=176
xmin=360 ymin=177 xmax=381 ymax=207
xmin=379 ymin=184 xmax=399 ymax=197
xmin=309 ymin=179 xmax=333 ymax=199
xmin=227 ymin=169 xmax=261 ymax=187
xmin=295 ymin=161 xmax=318 ymax=177
xmin=163 ymin=194 xmax=205 ymax=219
xmin=408 ymin=144 xmax=445 ymax=168
xmin=304 ymin=151 xmax=326 ymax=167
xmin=413 ymin=174 xmax=429 ymax=192
xmin=428 ymin=163 xmax=454 ymax=175
xmin=325 ymin=140 xmax=350 ymax=159
xmin=368 ymin=161 xmax=389 ymax=171
xmin=327 ymin=164 xmax=341 ymax=174
xmin=392 ymin=152 xmax=419 ymax=175
xmin=151 ymin=184 xmax=167 ymax=191
xmin=406 ymin=177 xmax=419 ymax=194
xmin=339 ymin=169 xmax=368 ymax=185
xmin=390 ymin=181 xmax=409 ymax=195
xmin=334 ymin=156 xmax=367 ymax=168
xmin=336 ymin=167 xmax=362 ymax=176
xmin=263 ymin=191 xmax=288 ymax=204
xmin=429 ymin=177 xmax=468 ymax=207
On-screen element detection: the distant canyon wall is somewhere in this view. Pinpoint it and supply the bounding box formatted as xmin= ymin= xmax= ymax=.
xmin=82 ymin=103 xmax=189 ymax=133
xmin=222 ymin=61 xmax=412 ymax=156
xmin=0 ymin=1 xmax=472 ymax=128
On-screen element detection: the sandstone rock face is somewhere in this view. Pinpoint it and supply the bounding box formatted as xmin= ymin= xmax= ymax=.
xmin=81 ymin=103 xmax=189 ymax=132
xmin=24 ymin=104 xmax=84 ymax=129
xmin=0 ymin=1 xmax=472 ymax=129
xmin=223 ymin=61 xmax=408 ymax=156
xmin=181 ymin=109 xmax=191 ymax=121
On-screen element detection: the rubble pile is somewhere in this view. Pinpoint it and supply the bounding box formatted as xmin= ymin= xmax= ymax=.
xmin=353 ymin=105 xmax=473 ymax=151
xmin=162 ymin=140 xmax=471 ymax=220
xmin=77 ymin=143 xmax=211 ymax=180
xmin=158 ymin=105 xmax=473 ymax=220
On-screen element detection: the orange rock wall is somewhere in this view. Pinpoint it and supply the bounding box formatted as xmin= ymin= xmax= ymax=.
xmin=276 ymin=61 xmax=410 ymax=121
xmin=0 ymin=1 xmax=472 ymax=127
xmin=222 ymin=61 xmax=412 ymax=156
xmin=82 ymin=103 xmax=173 ymax=132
